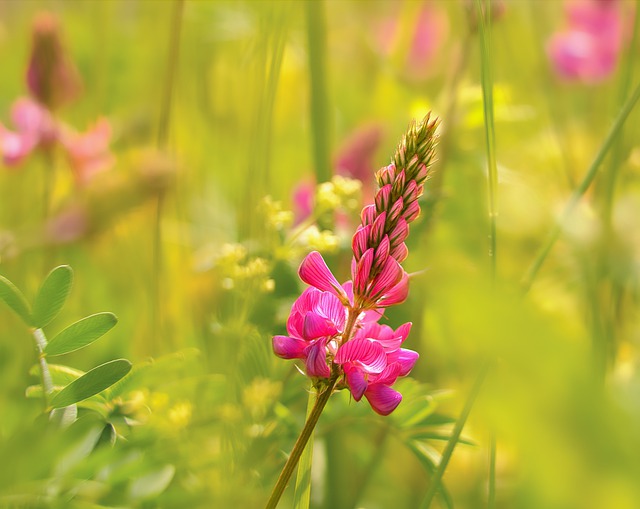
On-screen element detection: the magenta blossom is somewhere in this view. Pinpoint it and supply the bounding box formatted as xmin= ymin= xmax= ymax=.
xmin=274 ymin=272 xmax=417 ymax=415
xmin=547 ymin=0 xmax=624 ymax=83
xmin=273 ymin=115 xmax=438 ymax=416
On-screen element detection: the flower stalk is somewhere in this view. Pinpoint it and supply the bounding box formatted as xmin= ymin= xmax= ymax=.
xmin=32 ymin=328 xmax=53 ymax=408
xmin=268 ymin=114 xmax=439 ymax=508
xmin=265 ymin=375 xmax=337 ymax=509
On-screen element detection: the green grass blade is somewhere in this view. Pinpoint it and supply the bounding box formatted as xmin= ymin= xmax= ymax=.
xmin=45 ymin=312 xmax=118 ymax=356
xmin=0 ymin=274 xmax=32 ymax=325
xmin=32 ymin=265 xmax=73 ymax=329
xmin=522 ymin=82 xmax=640 ymax=292
xmin=477 ymin=0 xmax=498 ymax=279
xmin=292 ymin=388 xmax=315 ymax=509
xmin=306 ymin=0 xmax=331 ymax=183
xmin=420 ymin=362 xmax=489 ymax=509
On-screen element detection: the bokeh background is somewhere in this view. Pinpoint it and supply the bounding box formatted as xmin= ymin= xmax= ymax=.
xmin=1 ymin=1 xmax=640 ymax=508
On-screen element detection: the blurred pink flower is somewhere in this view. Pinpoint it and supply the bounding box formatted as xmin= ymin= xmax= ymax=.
xmin=61 ymin=118 xmax=115 ymax=186
xmin=292 ymin=180 xmax=315 ymax=225
xmin=0 ymin=98 xmax=57 ymax=166
xmin=0 ymin=97 xmax=114 ymax=185
xmin=547 ymin=0 xmax=623 ymax=83
xmin=377 ymin=4 xmax=449 ymax=81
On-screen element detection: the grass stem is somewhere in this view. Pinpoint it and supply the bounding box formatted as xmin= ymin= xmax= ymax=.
xmin=522 ymin=81 xmax=640 ymax=293
xmin=419 ymin=362 xmax=490 ymax=509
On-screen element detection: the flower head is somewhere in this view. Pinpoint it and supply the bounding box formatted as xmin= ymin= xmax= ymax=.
xmin=273 ymin=115 xmax=438 ymax=415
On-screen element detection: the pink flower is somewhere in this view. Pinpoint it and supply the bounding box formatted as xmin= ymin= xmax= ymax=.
xmin=273 ymin=115 xmax=438 ymax=416
xmin=376 ymin=4 xmax=449 ymax=82
xmin=547 ymin=0 xmax=624 ymax=83
xmin=0 ymin=98 xmax=57 ymax=166
xmin=273 ymin=287 xmax=347 ymax=378
xmin=0 ymin=98 xmax=114 ymax=185
xmin=61 ymin=118 xmax=114 ymax=186
xmin=334 ymin=322 xmax=418 ymax=415
xmin=292 ymin=180 xmax=315 ymax=225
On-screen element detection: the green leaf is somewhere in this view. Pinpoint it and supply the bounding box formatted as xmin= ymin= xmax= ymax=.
xmin=50 ymin=359 xmax=132 ymax=409
xmin=32 ymin=265 xmax=73 ymax=328
xmin=45 ymin=313 xmax=118 ymax=356
xmin=0 ymin=274 xmax=32 ymax=325
xmin=30 ymin=363 xmax=85 ymax=386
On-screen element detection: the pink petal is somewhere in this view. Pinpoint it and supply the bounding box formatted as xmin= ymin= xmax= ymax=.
xmin=353 ymin=248 xmax=374 ymax=294
xmin=390 ymin=242 xmax=408 ymax=263
xmin=361 ymin=204 xmax=376 ymax=226
xmin=403 ymin=200 xmax=421 ymax=222
xmin=375 ymin=164 xmax=395 ymax=186
xmin=352 ymin=225 xmax=371 ymax=260
xmin=389 ymin=218 xmax=409 ymax=245
xmin=305 ymin=339 xmax=331 ymax=378
xmin=334 ymin=338 xmax=387 ymax=373
xmin=273 ymin=335 xmax=308 ymax=359
xmin=378 ymin=270 xmax=410 ymax=307
xmin=319 ymin=292 xmax=347 ymax=330
xmin=369 ymin=257 xmax=403 ymax=299
xmin=395 ymin=322 xmax=412 ymax=343
xmin=303 ymin=313 xmax=338 ymax=340
xmin=390 ymin=348 xmax=419 ymax=376
xmin=373 ymin=235 xmax=390 ymax=272
xmin=344 ymin=363 xmax=367 ymax=401
xmin=299 ymin=251 xmax=348 ymax=302
xmin=0 ymin=128 xmax=36 ymax=166
xmin=364 ymin=384 xmax=402 ymax=415
xmin=370 ymin=211 xmax=387 ymax=245
xmin=371 ymin=362 xmax=402 ymax=385
xmin=388 ymin=197 xmax=404 ymax=223
xmin=375 ymin=184 xmax=392 ymax=212
xmin=391 ymin=169 xmax=406 ymax=196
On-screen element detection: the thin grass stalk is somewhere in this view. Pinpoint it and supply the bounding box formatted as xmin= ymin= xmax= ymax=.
xmin=477 ymin=3 xmax=498 ymax=505
xmin=292 ymin=389 xmax=316 ymax=509
xmin=242 ymin=4 xmax=288 ymax=238
xmin=419 ymin=362 xmax=490 ymax=509
xmin=478 ymin=0 xmax=498 ymax=279
xmin=152 ymin=0 xmax=184 ymax=346
xmin=522 ymin=81 xmax=640 ymax=293
xmin=488 ymin=431 xmax=496 ymax=508
xmin=602 ymin=4 xmax=640 ymax=227
xmin=305 ymin=0 xmax=331 ymax=183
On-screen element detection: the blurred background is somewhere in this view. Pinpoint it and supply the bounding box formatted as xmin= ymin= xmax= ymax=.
xmin=1 ymin=1 xmax=640 ymax=508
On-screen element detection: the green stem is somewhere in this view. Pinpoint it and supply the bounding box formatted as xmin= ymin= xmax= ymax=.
xmin=292 ymin=388 xmax=316 ymax=509
xmin=478 ymin=0 xmax=498 ymax=279
xmin=522 ymin=82 xmax=640 ymax=293
xmin=152 ymin=0 xmax=184 ymax=349
xmin=488 ymin=431 xmax=496 ymax=508
xmin=32 ymin=328 xmax=52 ymax=408
xmin=305 ymin=0 xmax=331 ymax=184
xmin=266 ymin=306 xmax=360 ymax=509
xmin=602 ymin=5 xmax=640 ymax=226
xmin=419 ymin=362 xmax=489 ymax=509
xmin=265 ymin=377 xmax=338 ymax=509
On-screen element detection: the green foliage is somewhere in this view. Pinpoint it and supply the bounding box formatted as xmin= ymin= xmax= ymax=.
xmin=32 ymin=265 xmax=74 ymax=328
xmin=45 ymin=312 xmax=118 ymax=356
xmin=0 ymin=274 xmax=32 ymax=325
xmin=51 ymin=359 xmax=132 ymax=408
